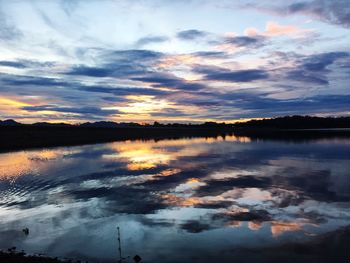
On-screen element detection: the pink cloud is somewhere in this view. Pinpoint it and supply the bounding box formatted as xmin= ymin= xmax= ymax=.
xmin=265 ymin=21 xmax=306 ymax=36
xmin=244 ymin=27 xmax=259 ymax=36
xmin=244 ymin=22 xmax=311 ymax=37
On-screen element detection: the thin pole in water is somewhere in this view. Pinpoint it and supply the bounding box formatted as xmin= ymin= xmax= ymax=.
xmin=117 ymin=226 xmax=122 ymax=263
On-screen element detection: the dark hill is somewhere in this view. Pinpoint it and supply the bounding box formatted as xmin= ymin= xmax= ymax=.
xmin=235 ymin=116 xmax=350 ymax=129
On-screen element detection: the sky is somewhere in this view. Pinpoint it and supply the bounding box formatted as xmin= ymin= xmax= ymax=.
xmin=0 ymin=0 xmax=349 ymax=123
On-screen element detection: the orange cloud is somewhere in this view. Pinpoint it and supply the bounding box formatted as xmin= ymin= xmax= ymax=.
xmin=248 ymin=221 xmax=263 ymax=231
xmin=0 ymin=96 xmax=71 ymax=123
xmin=270 ymin=221 xmax=303 ymax=236
xmin=0 ymin=97 xmax=31 ymax=108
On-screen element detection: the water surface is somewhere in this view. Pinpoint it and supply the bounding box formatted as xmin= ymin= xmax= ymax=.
xmin=0 ymin=135 xmax=350 ymax=262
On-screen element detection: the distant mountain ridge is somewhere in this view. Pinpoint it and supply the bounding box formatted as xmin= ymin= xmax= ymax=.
xmin=80 ymin=121 xmax=141 ymax=128
xmin=0 ymin=119 xmax=23 ymax=126
xmin=0 ymin=120 xmax=144 ymax=128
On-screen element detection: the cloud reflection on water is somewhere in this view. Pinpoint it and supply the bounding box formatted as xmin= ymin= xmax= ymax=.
xmin=0 ymin=135 xmax=349 ymax=262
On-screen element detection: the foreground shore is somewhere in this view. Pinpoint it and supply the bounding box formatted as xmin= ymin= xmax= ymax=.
xmin=0 ymin=251 xmax=80 ymax=263
xmin=1 ymin=225 xmax=350 ymax=263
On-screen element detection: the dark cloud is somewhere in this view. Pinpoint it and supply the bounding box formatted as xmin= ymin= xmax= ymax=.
xmin=176 ymin=90 xmax=350 ymax=119
xmin=301 ymin=51 xmax=349 ymax=71
xmin=225 ymin=36 xmax=266 ymax=48
xmin=22 ymin=105 xmax=119 ymax=116
xmin=191 ymin=51 xmax=227 ymax=58
xmin=0 ymin=60 xmax=26 ymax=68
xmin=283 ymin=51 xmax=349 ymax=85
xmin=212 ymin=210 xmax=271 ymax=222
xmin=136 ymin=35 xmax=169 ymax=46
xmin=285 ymin=0 xmax=350 ymax=28
xmin=203 ymin=69 xmax=269 ymax=82
xmin=77 ymin=85 xmax=168 ymax=97
xmin=273 ymin=169 xmax=337 ymax=202
xmin=0 ymin=60 xmax=54 ymax=69
xmin=286 ymin=70 xmax=328 ymax=84
xmin=177 ymin=29 xmax=208 ymax=40
xmin=192 ymin=64 xmax=231 ymax=75
xmin=180 ymin=220 xmax=212 ymax=233
xmin=194 ymin=64 xmax=269 ymax=83
xmin=0 ymin=73 xmax=169 ymax=102
xmin=132 ymin=73 xmax=207 ymax=91
xmin=0 ymin=73 xmax=69 ymax=87
xmin=66 ymin=49 xmax=163 ymax=78
xmin=227 ymin=93 xmax=350 ymax=117
xmin=106 ymin=49 xmax=163 ymax=61
xmin=66 ymin=62 xmax=148 ymax=78
xmin=247 ymin=0 xmax=350 ymax=28
xmin=66 ymin=66 xmax=116 ymax=77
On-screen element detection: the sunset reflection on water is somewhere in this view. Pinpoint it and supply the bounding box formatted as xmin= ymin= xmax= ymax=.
xmin=0 ymin=135 xmax=349 ymax=262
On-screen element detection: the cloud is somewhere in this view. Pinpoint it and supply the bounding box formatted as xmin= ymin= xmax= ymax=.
xmin=192 ymin=51 xmax=227 ymax=58
xmin=0 ymin=72 xmax=169 ymax=103
xmin=180 ymin=220 xmax=212 ymax=233
xmin=66 ymin=63 xmax=147 ymax=78
xmin=0 ymin=73 xmax=69 ymax=87
xmin=284 ymin=51 xmax=349 ymax=85
xmin=0 ymin=8 xmax=22 ymax=41
xmin=60 ymin=0 xmax=80 ymax=16
xmin=177 ymin=29 xmax=208 ymax=40
xmin=203 ymin=69 xmax=269 ymax=82
xmin=244 ymin=27 xmax=259 ymax=36
xmin=225 ymin=36 xmax=266 ymax=48
xmin=264 ymin=21 xmax=309 ymax=36
xmin=301 ymin=51 xmax=349 ymax=71
xmin=0 ymin=1 xmax=348 ymax=123
xmin=66 ymin=49 xmax=163 ymax=78
xmin=286 ymin=0 xmax=350 ymax=27
xmin=150 ymin=108 xmax=191 ymax=117
xmin=212 ymin=209 xmax=271 ymax=222
xmin=243 ymin=22 xmax=311 ymax=39
xmin=286 ymin=70 xmax=328 ymax=84
xmin=196 ymin=176 xmax=272 ymax=196
xmin=136 ymin=35 xmax=169 ymax=46
xmin=132 ymin=73 xmax=206 ymax=91
xmin=22 ymin=105 xmax=120 ymax=116
xmin=77 ymin=86 xmax=169 ymax=97
xmin=219 ymin=93 xmax=350 ymax=118
xmin=67 ymin=66 xmax=116 ymax=77
xmin=0 ymin=60 xmax=54 ymax=69
xmin=246 ymin=0 xmax=350 ymax=28
xmin=106 ymin=49 xmax=163 ymax=60
xmin=0 ymin=61 xmax=27 ymax=69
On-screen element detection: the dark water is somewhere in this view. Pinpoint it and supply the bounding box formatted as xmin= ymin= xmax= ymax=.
xmin=0 ymin=135 xmax=350 ymax=262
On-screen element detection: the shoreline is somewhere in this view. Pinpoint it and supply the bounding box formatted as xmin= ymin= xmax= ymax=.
xmin=1 ymin=126 xmax=350 ymax=153
xmin=2 ymin=225 xmax=350 ymax=263
xmin=0 ymin=126 xmax=234 ymax=153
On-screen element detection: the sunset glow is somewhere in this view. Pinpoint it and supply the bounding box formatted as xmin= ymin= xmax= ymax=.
xmin=0 ymin=0 xmax=349 ymax=123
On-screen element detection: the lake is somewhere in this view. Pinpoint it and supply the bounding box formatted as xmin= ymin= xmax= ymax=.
xmin=0 ymin=135 xmax=350 ymax=262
